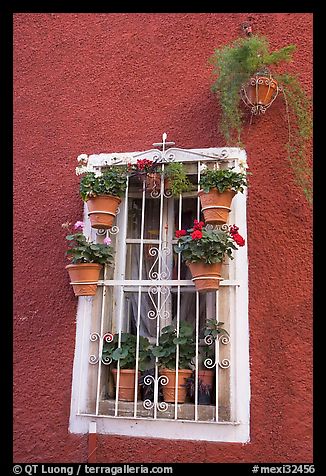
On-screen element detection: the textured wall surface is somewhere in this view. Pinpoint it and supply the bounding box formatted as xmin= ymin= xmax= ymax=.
xmin=13 ymin=13 xmax=313 ymax=463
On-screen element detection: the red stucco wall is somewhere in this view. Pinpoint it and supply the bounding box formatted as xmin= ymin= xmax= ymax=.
xmin=13 ymin=13 xmax=313 ymax=463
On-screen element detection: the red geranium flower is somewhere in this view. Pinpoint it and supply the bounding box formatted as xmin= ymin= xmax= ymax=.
xmin=229 ymin=225 xmax=239 ymax=236
xmin=232 ymin=233 xmax=245 ymax=247
xmin=193 ymin=219 xmax=205 ymax=230
xmin=191 ymin=230 xmax=203 ymax=240
xmin=175 ymin=229 xmax=187 ymax=238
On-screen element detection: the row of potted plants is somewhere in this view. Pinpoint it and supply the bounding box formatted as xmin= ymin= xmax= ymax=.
xmin=64 ymin=160 xmax=248 ymax=296
xmin=102 ymin=319 xmax=229 ymax=405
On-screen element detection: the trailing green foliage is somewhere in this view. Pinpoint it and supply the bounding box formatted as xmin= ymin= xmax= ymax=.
xmin=277 ymin=73 xmax=313 ymax=205
xmin=65 ymin=232 xmax=114 ymax=265
xmin=151 ymin=321 xmax=195 ymax=370
xmin=199 ymin=167 xmax=247 ymax=193
xmin=210 ymin=35 xmax=295 ymax=144
xmin=209 ymin=35 xmax=312 ymax=205
xmin=164 ymin=162 xmax=193 ymax=196
xmin=175 ymin=227 xmax=238 ymax=265
xmin=102 ymin=333 xmax=152 ymax=371
xmin=79 ymin=167 xmax=128 ymax=201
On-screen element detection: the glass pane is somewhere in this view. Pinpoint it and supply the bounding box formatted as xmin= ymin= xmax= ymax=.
xmin=127 ymin=197 xmax=161 ymax=240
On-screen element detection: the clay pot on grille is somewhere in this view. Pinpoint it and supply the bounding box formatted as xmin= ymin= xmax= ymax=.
xmin=86 ymin=195 xmax=121 ymax=229
xmin=65 ymin=263 xmax=102 ymax=296
xmin=244 ymin=75 xmax=279 ymax=107
xmin=198 ymin=188 xmax=236 ymax=225
xmin=187 ymin=261 xmax=222 ymax=293
xmin=160 ymin=368 xmax=193 ymax=403
xmin=145 ymin=173 xmax=162 ymax=191
xmin=112 ymin=369 xmax=141 ymax=402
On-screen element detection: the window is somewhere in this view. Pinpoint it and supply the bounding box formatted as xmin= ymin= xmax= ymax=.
xmin=69 ymin=145 xmax=250 ymax=442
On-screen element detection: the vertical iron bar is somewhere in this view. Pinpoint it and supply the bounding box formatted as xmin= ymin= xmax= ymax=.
xmin=215 ymin=291 xmax=220 ymax=422
xmin=133 ymin=178 xmax=147 ymax=417
xmin=95 ymin=256 xmax=108 ymax=415
xmin=194 ymin=161 xmax=201 ymax=420
xmin=154 ymin=164 xmax=165 ymax=419
xmin=114 ymin=176 xmax=129 ymax=416
xmin=174 ymin=193 xmax=182 ymax=418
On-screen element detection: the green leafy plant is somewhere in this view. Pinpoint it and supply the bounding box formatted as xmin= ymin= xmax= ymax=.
xmin=210 ymin=34 xmax=312 ymax=205
xmin=164 ymin=162 xmax=193 ymax=196
xmin=203 ymin=319 xmax=229 ymax=340
xmin=79 ymin=166 xmax=128 ymax=201
xmin=151 ymin=321 xmax=195 ymax=370
xmin=174 ymin=220 xmax=244 ymax=265
xmin=102 ymin=332 xmax=152 ymax=371
xmin=62 ymin=221 xmax=114 ymax=265
xmin=199 ymin=167 xmax=247 ymax=193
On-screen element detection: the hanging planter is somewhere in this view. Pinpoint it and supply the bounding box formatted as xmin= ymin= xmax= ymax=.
xmin=187 ymin=261 xmax=222 ymax=293
xmin=241 ymin=72 xmax=279 ymax=115
xmin=65 ymin=262 xmax=102 ymax=296
xmin=79 ymin=166 xmax=127 ymax=230
xmin=198 ymin=168 xmax=247 ymax=225
xmin=174 ymin=220 xmax=245 ymax=293
xmin=210 ymin=34 xmax=312 ymax=205
xmin=62 ymin=221 xmax=114 ymax=297
xmin=86 ymin=194 xmax=121 ymax=229
xmin=198 ymin=188 xmax=236 ymax=225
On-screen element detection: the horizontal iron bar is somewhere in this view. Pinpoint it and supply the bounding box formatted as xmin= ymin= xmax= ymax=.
xmin=97 ymin=279 xmax=240 ymax=286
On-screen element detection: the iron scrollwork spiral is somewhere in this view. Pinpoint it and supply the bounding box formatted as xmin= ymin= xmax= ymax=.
xmin=142 ymin=374 xmax=169 ymax=412
xmin=203 ymin=333 xmax=231 ymax=369
xmin=89 ymin=332 xmax=113 ymax=365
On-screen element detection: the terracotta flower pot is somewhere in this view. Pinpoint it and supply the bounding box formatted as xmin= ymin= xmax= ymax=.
xmin=188 ymin=370 xmax=214 ymax=405
xmin=112 ymin=369 xmax=141 ymax=402
xmin=86 ymin=195 xmax=121 ymax=229
xmin=187 ymin=261 xmax=222 ymax=293
xmin=145 ymin=173 xmax=162 ymax=191
xmin=160 ymin=368 xmax=193 ymax=403
xmin=198 ymin=188 xmax=236 ymax=225
xmin=65 ymin=263 xmax=102 ymax=296
xmin=245 ymin=75 xmax=279 ymax=107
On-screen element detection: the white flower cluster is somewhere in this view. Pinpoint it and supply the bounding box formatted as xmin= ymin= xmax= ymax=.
xmin=238 ymin=158 xmax=249 ymax=173
xmin=199 ymin=163 xmax=208 ymax=172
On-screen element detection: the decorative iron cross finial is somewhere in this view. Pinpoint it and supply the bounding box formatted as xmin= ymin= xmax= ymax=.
xmin=152 ymin=132 xmax=175 ymax=152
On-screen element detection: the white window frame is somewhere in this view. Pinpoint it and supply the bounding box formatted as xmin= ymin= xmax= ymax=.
xmin=69 ymin=146 xmax=250 ymax=443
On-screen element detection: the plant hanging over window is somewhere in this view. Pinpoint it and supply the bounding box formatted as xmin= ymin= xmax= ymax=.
xmin=209 ymin=34 xmax=312 ymax=205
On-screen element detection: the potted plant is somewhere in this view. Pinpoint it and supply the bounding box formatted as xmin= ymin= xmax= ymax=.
xmin=210 ymin=34 xmax=312 ymax=205
xmin=62 ymin=221 xmax=114 ymax=296
xmin=127 ymin=158 xmax=162 ymax=192
xmin=186 ymin=320 xmax=229 ymax=405
xmin=102 ymin=332 xmax=152 ymax=402
xmin=164 ymin=161 xmax=193 ymax=197
xmin=79 ymin=166 xmax=128 ymax=229
xmin=174 ymin=220 xmax=245 ymax=292
xmin=198 ymin=166 xmax=248 ymax=224
xmin=186 ymin=319 xmax=229 ymax=405
xmin=151 ymin=320 xmax=195 ymax=403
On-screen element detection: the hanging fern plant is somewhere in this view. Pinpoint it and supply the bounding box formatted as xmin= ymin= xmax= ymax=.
xmin=209 ymin=34 xmax=312 ymax=205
